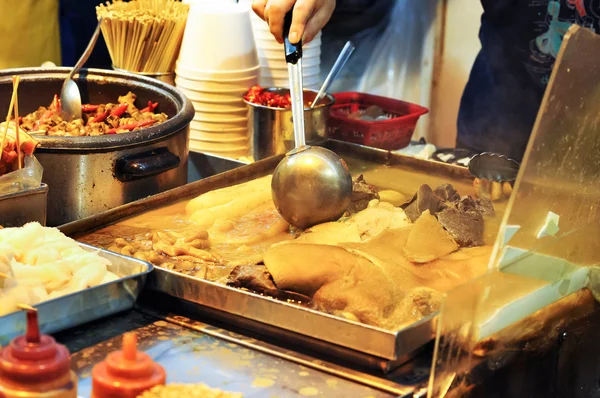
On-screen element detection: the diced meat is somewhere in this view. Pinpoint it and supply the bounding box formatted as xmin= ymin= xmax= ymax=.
xmin=345 ymin=174 xmax=380 ymax=215
xmin=402 ymin=184 xmax=447 ymax=222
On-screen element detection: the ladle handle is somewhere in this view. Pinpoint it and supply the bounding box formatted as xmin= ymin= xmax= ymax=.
xmin=283 ymin=11 xmax=302 ymax=64
xmin=67 ymin=17 xmax=103 ymax=81
xmin=310 ymin=41 xmax=355 ymax=108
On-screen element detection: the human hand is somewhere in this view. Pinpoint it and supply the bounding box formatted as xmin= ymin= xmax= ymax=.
xmin=252 ymin=0 xmax=335 ymax=45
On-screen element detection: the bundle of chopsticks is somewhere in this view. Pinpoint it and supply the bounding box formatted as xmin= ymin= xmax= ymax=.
xmin=96 ymin=0 xmax=190 ymax=73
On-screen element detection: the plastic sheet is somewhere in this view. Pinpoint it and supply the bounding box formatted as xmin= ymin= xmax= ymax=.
xmin=428 ymin=25 xmax=600 ymax=397
xmin=321 ymin=0 xmax=437 ymax=140
xmin=0 ymin=155 xmax=43 ymax=196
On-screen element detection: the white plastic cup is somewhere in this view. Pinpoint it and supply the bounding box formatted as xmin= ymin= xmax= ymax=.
xmin=175 ymin=74 xmax=258 ymax=91
xmin=261 ymin=69 xmax=320 ymax=79
xmin=191 ymin=119 xmax=248 ymax=131
xmin=177 ymin=86 xmax=248 ymax=101
xmin=190 ymin=136 xmax=249 ymax=148
xmin=190 ymin=128 xmax=249 ymax=141
xmin=258 ymin=57 xmax=320 ymax=68
xmin=193 ymin=112 xmax=248 ymax=123
xmin=175 ymin=62 xmax=260 ymax=80
xmin=178 ymin=3 xmax=259 ymax=71
xmin=189 ymin=139 xmax=249 ymax=157
xmin=193 ymin=103 xmax=248 ymax=115
xmin=259 ymin=77 xmax=321 ymax=88
xmin=257 ymin=47 xmax=321 ymax=59
xmin=260 ymin=64 xmax=320 ymax=75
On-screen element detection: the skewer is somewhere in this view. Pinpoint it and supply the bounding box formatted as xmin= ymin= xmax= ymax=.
xmin=0 ymin=75 xmax=20 ymax=163
xmin=0 ymin=272 xmax=11 ymax=279
xmin=12 ymin=76 xmax=21 ymax=169
xmin=16 ymin=303 xmax=37 ymax=312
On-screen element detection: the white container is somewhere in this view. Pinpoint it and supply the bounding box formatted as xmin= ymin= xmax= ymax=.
xmin=194 ymin=111 xmax=248 ymax=122
xmin=193 ymin=111 xmax=248 ymax=122
xmin=260 ymin=76 xmax=321 ymax=88
xmin=175 ymin=75 xmax=257 ymax=91
xmin=189 ymin=140 xmax=249 ymax=157
xmin=191 ymin=136 xmax=249 ymax=148
xmin=191 ymin=119 xmax=248 ymax=131
xmin=191 ymin=99 xmax=248 ymax=112
xmin=178 ymin=3 xmax=259 ymax=71
xmin=262 ymin=70 xmax=320 ymax=79
xmin=194 ymin=104 xmax=248 ymax=116
xmin=177 ymin=86 xmax=248 ymax=101
xmin=190 ymin=128 xmax=248 ymax=141
xmin=254 ymin=36 xmax=321 ymax=48
xmin=261 ymin=64 xmax=320 ymax=75
xmin=258 ymin=47 xmax=321 ymax=59
xmin=258 ymin=56 xmax=320 ymax=68
xmin=175 ymin=62 xmax=260 ymax=80
xmin=176 ymin=78 xmax=256 ymax=92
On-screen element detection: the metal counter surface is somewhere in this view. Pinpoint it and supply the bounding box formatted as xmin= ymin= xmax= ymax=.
xmin=55 ymin=308 xmax=406 ymax=398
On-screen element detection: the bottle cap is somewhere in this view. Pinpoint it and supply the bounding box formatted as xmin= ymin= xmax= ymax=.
xmin=0 ymin=310 xmax=71 ymax=383
xmin=92 ymin=333 xmax=166 ymax=398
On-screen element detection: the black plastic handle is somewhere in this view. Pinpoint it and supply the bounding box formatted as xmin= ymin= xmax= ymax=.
xmin=283 ymin=10 xmax=302 ymax=64
xmin=115 ymin=147 xmax=181 ymax=182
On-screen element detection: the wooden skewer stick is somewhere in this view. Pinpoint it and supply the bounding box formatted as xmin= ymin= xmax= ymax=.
xmin=0 ymin=76 xmax=20 ymax=162
xmin=17 ymin=303 xmax=37 ymax=312
xmin=12 ymin=76 xmax=21 ymax=169
xmin=0 ymin=272 xmax=11 ymax=279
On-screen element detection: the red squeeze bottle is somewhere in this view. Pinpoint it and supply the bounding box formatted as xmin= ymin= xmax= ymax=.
xmin=91 ymin=333 xmax=165 ymax=398
xmin=0 ymin=310 xmax=78 ymax=398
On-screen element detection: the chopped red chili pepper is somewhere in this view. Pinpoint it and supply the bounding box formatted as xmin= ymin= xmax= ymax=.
xmin=140 ymin=101 xmax=158 ymax=113
xmin=32 ymin=109 xmax=54 ymax=130
xmin=50 ymin=94 xmax=62 ymax=114
xmin=244 ymin=85 xmax=292 ymax=109
xmin=82 ymin=104 xmax=100 ymax=112
xmin=111 ymin=103 xmax=129 ymax=118
xmin=106 ymin=119 xmax=156 ymax=135
xmin=89 ymin=109 xmax=110 ymax=125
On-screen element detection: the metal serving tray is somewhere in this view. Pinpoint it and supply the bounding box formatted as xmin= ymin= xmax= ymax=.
xmin=0 ymin=183 xmax=48 ymax=227
xmin=0 ymin=242 xmax=152 ymax=344
xmin=60 ymin=141 xmax=480 ymax=372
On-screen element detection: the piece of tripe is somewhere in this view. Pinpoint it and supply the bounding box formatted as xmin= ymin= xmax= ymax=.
xmin=403 ymin=210 xmax=459 ymax=263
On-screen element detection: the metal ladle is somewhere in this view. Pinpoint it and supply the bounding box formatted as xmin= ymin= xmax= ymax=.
xmin=271 ymin=11 xmax=353 ymax=230
xmin=60 ymin=18 xmax=103 ymax=121
xmin=310 ymin=40 xmax=355 ymax=108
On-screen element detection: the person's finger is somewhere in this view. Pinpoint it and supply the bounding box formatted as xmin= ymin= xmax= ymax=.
xmin=252 ymin=0 xmax=268 ymax=20
xmin=302 ymin=0 xmax=335 ymax=44
xmin=289 ymin=0 xmax=316 ymax=44
xmin=265 ymin=0 xmax=295 ymax=44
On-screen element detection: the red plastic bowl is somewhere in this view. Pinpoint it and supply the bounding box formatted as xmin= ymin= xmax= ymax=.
xmin=327 ymin=92 xmax=429 ymax=150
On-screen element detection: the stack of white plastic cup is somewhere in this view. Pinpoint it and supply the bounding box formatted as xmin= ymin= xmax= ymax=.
xmin=175 ymin=2 xmax=258 ymax=159
xmin=239 ymin=0 xmax=321 ymax=89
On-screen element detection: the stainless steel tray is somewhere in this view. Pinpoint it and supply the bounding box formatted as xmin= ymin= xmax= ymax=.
xmin=0 ymin=183 xmax=48 ymax=227
xmin=0 ymin=242 xmax=152 ymax=344
xmin=60 ymin=141 xmax=481 ymax=372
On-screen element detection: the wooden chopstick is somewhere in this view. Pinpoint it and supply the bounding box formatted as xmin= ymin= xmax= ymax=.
xmin=16 ymin=303 xmax=37 ymax=312
xmin=0 ymin=76 xmax=19 ymax=162
xmin=12 ymin=76 xmax=21 ymax=169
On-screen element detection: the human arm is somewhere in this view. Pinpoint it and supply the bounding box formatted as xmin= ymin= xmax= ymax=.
xmin=252 ymin=0 xmax=336 ymax=44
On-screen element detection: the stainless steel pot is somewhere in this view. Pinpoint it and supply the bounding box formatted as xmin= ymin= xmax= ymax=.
xmin=244 ymin=88 xmax=334 ymax=160
xmin=0 ymin=68 xmax=194 ymax=226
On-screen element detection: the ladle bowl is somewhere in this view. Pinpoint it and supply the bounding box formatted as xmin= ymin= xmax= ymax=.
xmin=272 ymin=145 xmax=353 ymax=229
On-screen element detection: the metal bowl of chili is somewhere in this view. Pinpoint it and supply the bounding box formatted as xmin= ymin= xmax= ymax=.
xmin=243 ymin=85 xmax=335 ymax=160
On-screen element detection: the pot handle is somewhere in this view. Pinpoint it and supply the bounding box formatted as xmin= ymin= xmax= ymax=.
xmin=115 ymin=147 xmax=181 ymax=182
